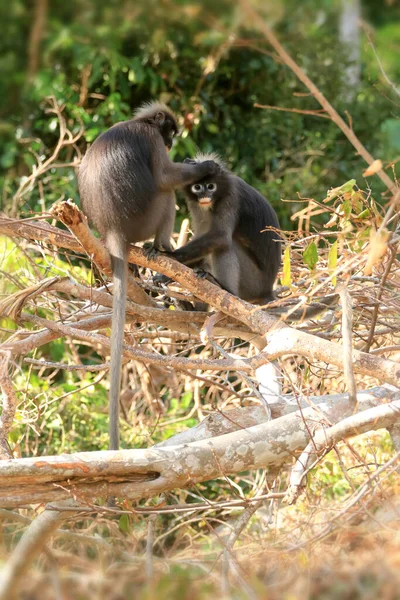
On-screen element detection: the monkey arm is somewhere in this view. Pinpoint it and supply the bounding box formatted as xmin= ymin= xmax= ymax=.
xmin=158 ymin=160 xmax=220 ymax=191
xmin=168 ymin=230 xmax=231 ymax=265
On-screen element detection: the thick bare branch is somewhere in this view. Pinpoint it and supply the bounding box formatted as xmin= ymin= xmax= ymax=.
xmin=287 ymin=399 xmax=400 ymax=503
xmin=157 ymin=386 xmax=399 ymax=446
xmin=0 ymin=391 xmax=397 ymax=508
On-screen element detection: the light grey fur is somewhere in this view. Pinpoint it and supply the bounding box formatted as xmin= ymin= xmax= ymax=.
xmin=192 ymin=152 xmax=227 ymax=169
xmin=134 ymin=101 xmax=175 ymax=120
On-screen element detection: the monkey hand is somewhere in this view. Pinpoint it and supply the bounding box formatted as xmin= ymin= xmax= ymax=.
xmin=184 ymin=157 xmax=221 ymax=177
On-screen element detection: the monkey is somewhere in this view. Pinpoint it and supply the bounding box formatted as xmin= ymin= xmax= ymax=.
xmin=78 ymin=104 xmax=220 ymax=450
xmin=156 ymin=154 xmax=339 ymax=320
xmin=162 ymin=153 xmax=282 ymax=305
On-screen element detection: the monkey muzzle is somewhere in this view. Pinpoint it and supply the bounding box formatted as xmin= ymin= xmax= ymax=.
xmin=199 ymin=196 xmax=212 ymax=208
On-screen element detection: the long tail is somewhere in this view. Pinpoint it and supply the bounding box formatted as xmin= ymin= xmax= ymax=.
xmin=107 ymin=233 xmax=128 ymax=451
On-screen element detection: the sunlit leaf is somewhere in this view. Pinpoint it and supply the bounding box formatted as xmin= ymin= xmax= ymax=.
xmin=281 ymin=245 xmax=292 ymax=287
xmin=326 ymin=180 xmax=357 ymax=201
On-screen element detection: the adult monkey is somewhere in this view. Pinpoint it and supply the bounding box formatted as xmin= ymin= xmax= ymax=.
xmin=78 ymin=104 xmax=220 ymax=450
xmin=165 ymin=153 xmax=281 ymax=304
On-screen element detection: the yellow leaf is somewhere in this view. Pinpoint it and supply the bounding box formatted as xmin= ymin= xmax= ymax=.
xmin=281 ymin=246 xmax=292 ymax=287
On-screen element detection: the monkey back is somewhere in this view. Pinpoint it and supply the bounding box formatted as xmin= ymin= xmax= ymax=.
xmin=78 ymin=121 xmax=163 ymax=244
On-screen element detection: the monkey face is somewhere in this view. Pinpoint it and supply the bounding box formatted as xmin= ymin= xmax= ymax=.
xmin=134 ymin=102 xmax=179 ymax=150
xmin=190 ymin=182 xmax=217 ymax=208
xmin=156 ymin=113 xmax=178 ymax=150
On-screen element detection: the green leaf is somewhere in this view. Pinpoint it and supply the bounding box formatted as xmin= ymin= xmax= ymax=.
xmin=340 ymin=180 xmax=357 ymax=194
xmin=303 ymin=241 xmax=318 ymax=270
xmin=119 ymin=513 xmax=130 ymax=533
xmin=356 ymin=208 xmax=371 ymax=220
xmin=281 ymin=246 xmax=292 ymax=287
xmin=328 ymin=240 xmax=337 ymax=286
xmin=181 ymin=392 xmax=193 ymax=409
xmin=327 ymin=179 xmax=357 ymax=201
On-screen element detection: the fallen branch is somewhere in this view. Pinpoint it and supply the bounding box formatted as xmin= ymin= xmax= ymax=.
xmin=157 ymin=386 xmax=398 ymax=446
xmin=0 ymin=392 xmax=397 ymax=508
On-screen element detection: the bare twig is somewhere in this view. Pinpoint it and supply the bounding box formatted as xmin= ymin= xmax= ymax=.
xmin=0 ymin=352 xmax=17 ymax=459
xmin=254 ymin=103 xmax=330 ymax=119
xmin=339 ymin=285 xmax=357 ymax=403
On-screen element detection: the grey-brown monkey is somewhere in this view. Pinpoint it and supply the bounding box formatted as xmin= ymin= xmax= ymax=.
xmin=167 ymin=153 xmax=281 ymax=304
xmin=78 ymin=104 xmax=220 ymax=450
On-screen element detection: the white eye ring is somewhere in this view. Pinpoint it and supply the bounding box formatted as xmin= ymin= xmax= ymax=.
xmin=191 ymin=184 xmax=203 ymax=193
xmin=207 ymin=183 xmax=217 ymax=192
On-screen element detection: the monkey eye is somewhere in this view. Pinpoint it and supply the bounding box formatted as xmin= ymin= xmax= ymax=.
xmin=207 ymin=183 xmax=217 ymax=192
xmin=191 ymin=184 xmax=203 ymax=193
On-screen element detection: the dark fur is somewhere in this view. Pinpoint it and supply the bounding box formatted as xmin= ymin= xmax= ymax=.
xmin=78 ymin=104 xmax=220 ymax=450
xmin=170 ymin=156 xmax=281 ymax=304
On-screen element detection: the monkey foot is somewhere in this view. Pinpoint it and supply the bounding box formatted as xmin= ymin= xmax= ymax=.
xmin=143 ymin=245 xmax=160 ymax=261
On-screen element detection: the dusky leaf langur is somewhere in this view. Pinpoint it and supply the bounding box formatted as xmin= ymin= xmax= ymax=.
xmin=78 ymin=105 xmax=220 ymax=450
xmin=166 ymin=153 xmax=282 ymax=304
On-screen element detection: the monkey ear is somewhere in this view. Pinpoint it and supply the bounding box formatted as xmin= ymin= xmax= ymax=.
xmin=184 ymin=158 xmax=197 ymax=165
xmin=154 ymin=111 xmax=166 ymax=126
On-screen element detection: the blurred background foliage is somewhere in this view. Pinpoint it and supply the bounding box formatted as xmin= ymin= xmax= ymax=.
xmin=1 ymin=0 xmax=400 ymax=230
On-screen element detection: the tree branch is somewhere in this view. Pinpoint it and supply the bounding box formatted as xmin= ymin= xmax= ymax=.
xmin=1 ymin=212 xmax=400 ymax=387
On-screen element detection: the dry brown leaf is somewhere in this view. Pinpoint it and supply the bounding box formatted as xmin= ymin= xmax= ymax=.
xmin=363 ymin=159 xmax=383 ymax=177
xmin=364 ymin=227 xmax=391 ymax=275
